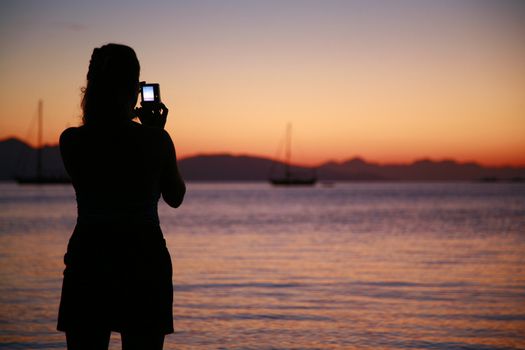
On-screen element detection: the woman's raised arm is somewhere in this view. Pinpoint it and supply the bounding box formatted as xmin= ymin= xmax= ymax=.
xmin=160 ymin=129 xmax=186 ymax=208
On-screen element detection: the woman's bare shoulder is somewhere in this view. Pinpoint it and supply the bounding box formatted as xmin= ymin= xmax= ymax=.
xmin=159 ymin=128 xmax=172 ymax=141
xmin=59 ymin=126 xmax=86 ymax=147
xmin=60 ymin=126 xmax=78 ymax=141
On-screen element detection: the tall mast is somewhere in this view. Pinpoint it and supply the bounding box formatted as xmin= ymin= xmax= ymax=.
xmin=36 ymin=100 xmax=43 ymax=179
xmin=285 ymin=123 xmax=291 ymax=179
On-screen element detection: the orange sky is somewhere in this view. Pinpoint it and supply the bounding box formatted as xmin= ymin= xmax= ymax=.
xmin=1 ymin=1 xmax=524 ymax=166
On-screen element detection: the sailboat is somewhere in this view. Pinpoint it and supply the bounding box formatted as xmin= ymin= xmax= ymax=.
xmin=269 ymin=124 xmax=317 ymax=186
xmin=16 ymin=100 xmax=71 ymax=184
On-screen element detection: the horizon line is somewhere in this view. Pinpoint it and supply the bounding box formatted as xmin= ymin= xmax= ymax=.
xmin=2 ymin=136 xmax=524 ymax=169
xmin=180 ymin=151 xmax=525 ymax=169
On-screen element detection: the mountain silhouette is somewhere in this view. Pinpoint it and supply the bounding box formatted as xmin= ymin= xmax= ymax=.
xmin=0 ymin=138 xmax=66 ymax=180
xmin=1 ymin=137 xmax=524 ymax=182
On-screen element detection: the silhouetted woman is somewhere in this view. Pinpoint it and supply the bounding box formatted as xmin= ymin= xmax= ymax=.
xmin=57 ymin=43 xmax=185 ymax=350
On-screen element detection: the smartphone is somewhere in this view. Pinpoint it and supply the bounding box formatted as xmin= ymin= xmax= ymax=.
xmin=140 ymin=83 xmax=161 ymax=104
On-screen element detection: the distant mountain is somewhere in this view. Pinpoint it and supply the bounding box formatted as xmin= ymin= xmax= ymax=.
xmin=317 ymin=157 xmax=525 ymax=182
xmin=179 ymin=154 xmax=274 ymax=181
xmin=1 ymin=137 xmax=524 ymax=182
xmin=0 ymin=138 xmax=67 ymax=180
xmin=178 ymin=154 xmax=314 ymax=181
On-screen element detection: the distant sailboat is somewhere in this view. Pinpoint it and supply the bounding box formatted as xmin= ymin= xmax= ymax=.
xmin=269 ymin=124 xmax=317 ymax=186
xmin=16 ymin=100 xmax=70 ymax=184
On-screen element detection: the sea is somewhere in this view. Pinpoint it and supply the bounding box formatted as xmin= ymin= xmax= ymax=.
xmin=0 ymin=182 xmax=524 ymax=350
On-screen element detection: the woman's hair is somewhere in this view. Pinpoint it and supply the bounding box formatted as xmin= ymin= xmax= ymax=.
xmin=81 ymin=44 xmax=140 ymax=124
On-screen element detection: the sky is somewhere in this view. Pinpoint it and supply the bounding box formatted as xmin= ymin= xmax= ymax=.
xmin=1 ymin=0 xmax=524 ymax=166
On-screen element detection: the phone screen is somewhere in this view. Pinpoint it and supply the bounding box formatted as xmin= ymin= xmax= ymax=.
xmin=142 ymin=85 xmax=155 ymax=102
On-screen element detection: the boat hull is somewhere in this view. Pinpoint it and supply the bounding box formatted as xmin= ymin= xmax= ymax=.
xmin=16 ymin=176 xmax=71 ymax=185
xmin=270 ymin=178 xmax=317 ymax=186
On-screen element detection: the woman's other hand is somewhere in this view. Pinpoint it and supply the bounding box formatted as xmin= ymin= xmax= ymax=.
xmin=135 ymin=103 xmax=168 ymax=129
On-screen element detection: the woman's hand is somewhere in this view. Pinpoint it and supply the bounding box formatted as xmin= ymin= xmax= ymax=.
xmin=135 ymin=102 xmax=168 ymax=129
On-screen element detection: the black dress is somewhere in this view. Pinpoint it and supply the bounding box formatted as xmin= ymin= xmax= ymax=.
xmin=57 ymin=121 xmax=175 ymax=334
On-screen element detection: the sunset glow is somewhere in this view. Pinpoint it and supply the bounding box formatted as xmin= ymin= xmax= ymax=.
xmin=1 ymin=1 xmax=524 ymax=166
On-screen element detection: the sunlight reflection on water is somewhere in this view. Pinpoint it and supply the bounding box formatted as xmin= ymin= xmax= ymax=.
xmin=0 ymin=183 xmax=524 ymax=349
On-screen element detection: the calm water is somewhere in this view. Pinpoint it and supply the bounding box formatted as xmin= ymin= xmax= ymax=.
xmin=0 ymin=182 xmax=524 ymax=349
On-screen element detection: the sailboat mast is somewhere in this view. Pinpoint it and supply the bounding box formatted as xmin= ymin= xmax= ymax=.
xmin=36 ymin=100 xmax=43 ymax=179
xmin=285 ymin=123 xmax=291 ymax=178
xmin=269 ymin=122 xmax=316 ymax=186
